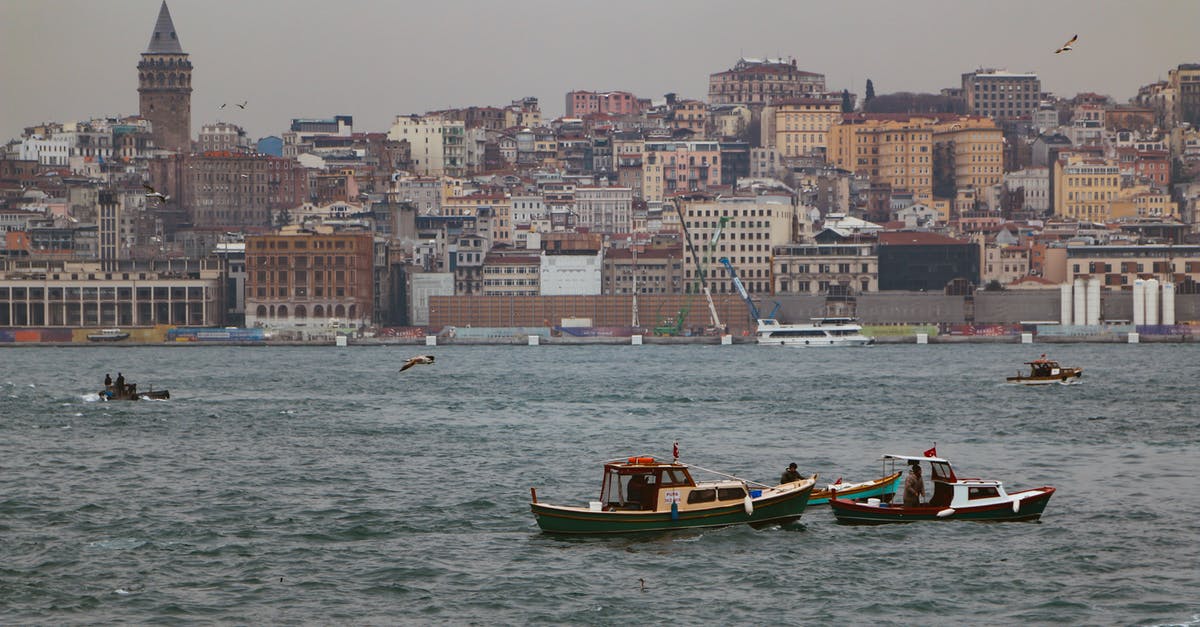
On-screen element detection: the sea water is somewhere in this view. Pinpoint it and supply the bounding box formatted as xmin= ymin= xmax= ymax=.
xmin=1 ymin=344 xmax=1198 ymax=624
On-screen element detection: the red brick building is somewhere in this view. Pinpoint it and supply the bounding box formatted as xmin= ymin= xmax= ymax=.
xmin=245 ymin=228 xmax=374 ymax=329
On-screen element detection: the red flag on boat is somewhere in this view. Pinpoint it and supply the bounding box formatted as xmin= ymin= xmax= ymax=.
xmin=834 ymin=477 xmax=842 ymax=485
xmin=673 ymin=442 xmax=679 ymax=459
xmin=924 ymin=445 xmax=938 ymax=458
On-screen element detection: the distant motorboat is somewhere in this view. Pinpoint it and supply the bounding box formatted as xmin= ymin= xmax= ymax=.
xmin=1006 ymin=356 xmax=1083 ymax=385
xmin=88 ymin=328 xmax=130 ymax=342
xmin=100 ymin=380 xmax=169 ymax=401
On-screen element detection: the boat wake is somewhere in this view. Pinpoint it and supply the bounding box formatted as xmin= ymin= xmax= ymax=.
xmin=81 ymin=393 xmax=101 ymax=402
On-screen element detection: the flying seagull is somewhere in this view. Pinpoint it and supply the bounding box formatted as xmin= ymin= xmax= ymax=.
xmin=142 ymin=184 xmax=170 ymax=203
xmin=219 ymin=103 xmax=227 ymax=109
xmin=236 ymin=100 xmax=248 ymax=109
xmin=400 ymin=355 xmax=435 ymax=372
xmin=1055 ymin=34 xmax=1078 ymax=54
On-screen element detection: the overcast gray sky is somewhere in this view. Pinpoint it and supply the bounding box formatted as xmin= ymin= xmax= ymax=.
xmin=1 ymin=0 xmax=1196 ymax=142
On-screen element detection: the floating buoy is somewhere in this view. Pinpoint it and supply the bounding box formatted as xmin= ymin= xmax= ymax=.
xmin=937 ymin=508 xmax=956 ymax=518
xmin=670 ymin=502 xmax=679 ymax=520
xmin=743 ymin=496 xmax=754 ymax=516
xmin=1012 ymin=499 xmax=1021 ymax=513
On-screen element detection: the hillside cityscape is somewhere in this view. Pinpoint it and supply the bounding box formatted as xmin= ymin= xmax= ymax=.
xmin=2 ymin=2 xmax=1200 ymax=342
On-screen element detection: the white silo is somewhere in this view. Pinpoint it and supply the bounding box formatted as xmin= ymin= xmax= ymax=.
xmin=1073 ymin=278 xmax=1087 ymax=326
xmin=1162 ymin=283 xmax=1176 ymax=326
xmin=1132 ymin=279 xmax=1146 ymax=326
xmin=1087 ymin=277 xmax=1102 ymax=326
xmin=1145 ymin=278 xmax=1160 ymax=326
xmin=1060 ymin=283 xmax=1073 ymax=326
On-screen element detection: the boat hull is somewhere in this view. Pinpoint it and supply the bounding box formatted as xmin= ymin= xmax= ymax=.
xmin=758 ymin=337 xmax=874 ymax=347
xmin=1007 ymin=366 xmax=1082 ymax=385
xmin=829 ymin=487 xmax=1055 ymax=524
xmin=100 ymin=389 xmax=170 ymax=401
xmin=808 ymin=472 xmax=902 ymax=506
xmin=532 ymin=482 xmax=815 ymax=534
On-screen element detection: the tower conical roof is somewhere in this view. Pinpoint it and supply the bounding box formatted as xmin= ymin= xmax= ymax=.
xmin=145 ymin=1 xmax=184 ymax=54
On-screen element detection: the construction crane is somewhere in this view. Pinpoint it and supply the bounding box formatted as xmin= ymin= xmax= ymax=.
xmin=672 ymin=203 xmax=723 ymax=332
xmin=720 ymin=257 xmax=780 ymax=323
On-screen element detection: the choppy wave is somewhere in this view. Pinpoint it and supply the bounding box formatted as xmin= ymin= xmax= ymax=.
xmin=0 ymin=344 xmax=1197 ymax=623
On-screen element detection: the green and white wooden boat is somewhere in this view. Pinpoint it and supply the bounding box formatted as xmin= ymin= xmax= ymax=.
xmin=530 ymin=456 xmax=816 ymax=534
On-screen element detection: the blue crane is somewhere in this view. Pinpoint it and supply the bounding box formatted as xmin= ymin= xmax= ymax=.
xmin=720 ymin=257 xmax=780 ymax=323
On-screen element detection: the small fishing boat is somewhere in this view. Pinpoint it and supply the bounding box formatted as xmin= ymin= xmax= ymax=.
xmin=530 ymin=455 xmax=816 ymax=534
xmin=100 ymin=382 xmax=169 ymax=401
xmin=808 ymin=471 xmax=903 ymax=506
xmin=87 ymin=328 xmax=130 ymax=342
xmin=829 ymin=452 xmax=1055 ymax=524
xmin=1007 ymin=355 xmax=1082 ymax=385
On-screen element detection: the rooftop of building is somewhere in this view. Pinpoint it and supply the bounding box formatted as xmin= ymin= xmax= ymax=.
xmin=878 ymin=231 xmax=970 ymax=246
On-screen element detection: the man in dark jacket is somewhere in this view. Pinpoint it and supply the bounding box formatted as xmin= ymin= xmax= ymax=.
xmin=779 ymin=463 xmax=804 ymax=484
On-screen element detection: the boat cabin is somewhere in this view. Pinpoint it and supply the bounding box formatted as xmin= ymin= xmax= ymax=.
xmin=598 ymin=457 xmax=748 ymax=512
xmin=1025 ymin=355 xmax=1065 ymax=377
xmin=883 ymin=453 xmax=1016 ymax=508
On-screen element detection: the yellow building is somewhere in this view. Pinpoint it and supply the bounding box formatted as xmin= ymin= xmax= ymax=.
xmin=1109 ymin=185 xmax=1179 ymax=219
xmin=1052 ymin=156 xmax=1120 ymax=221
xmin=827 ymin=115 xmax=938 ymax=203
xmin=931 ymin=118 xmax=1004 ymax=193
xmin=770 ymin=98 xmax=842 ymax=158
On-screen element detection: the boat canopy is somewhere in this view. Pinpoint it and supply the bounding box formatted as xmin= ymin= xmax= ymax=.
xmin=881 ymin=453 xmax=949 ymax=464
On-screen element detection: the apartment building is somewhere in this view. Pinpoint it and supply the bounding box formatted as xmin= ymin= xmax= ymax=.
xmin=1052 ymin=156 xmax=1120 ymax=221
xmin=679 ymin=194 xmax=796 ymax=296
xmin=642 ymin=141 xmax=721 ymax=203
xmin=772 ymin=242 xmax=878 ymax=295
xmin=244 ymin=228 xmax=374 ymax=328
xmin=961 ymin=69 xmax=1041 ymax=121
xmin=767 ymin=98 xmax=842 ymax=158
xmin=709 ymin=58 xmax=826 ymax=106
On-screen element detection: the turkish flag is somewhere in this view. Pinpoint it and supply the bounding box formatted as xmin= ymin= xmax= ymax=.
xmin=923 ymin=446 xmax=938 ymax=458
xmin=673 ymin=442 xmax=679 ymax=459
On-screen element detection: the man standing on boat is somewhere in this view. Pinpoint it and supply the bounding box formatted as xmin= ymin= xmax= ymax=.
xmin=904 ymin=461 xmax=925 ymax=506
xmin=780 ymin=463 xmax=805 ymax=484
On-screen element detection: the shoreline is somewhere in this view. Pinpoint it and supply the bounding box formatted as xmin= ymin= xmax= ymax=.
xmin=0 ymin=334 xmax=1194 ymax=347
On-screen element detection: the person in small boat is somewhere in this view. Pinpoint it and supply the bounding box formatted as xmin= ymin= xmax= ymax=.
xmin=903 ymin=461 xmax=925 ymax=507
xmin=115 ymin=372 xmax=125 ymax=395
xmin=104 ymin=373 xmax=112 ymax=389
xmin=780 ymin=462 xmax=805 ymax=484
xmin=626 ymin=474 xmax=650 ymax=509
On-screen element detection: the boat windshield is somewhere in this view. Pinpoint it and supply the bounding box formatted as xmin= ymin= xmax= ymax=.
xmin=601 ymin=468 xmax=658 ymax=508
xmin=929 ymin=461 xmax=956 ymax=482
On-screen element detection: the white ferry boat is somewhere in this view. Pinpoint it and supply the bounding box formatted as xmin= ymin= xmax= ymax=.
xmin=755 ymin=317 xmax=874 ymax=347
xmin=87 ymin=328 xmax=130 ymax=342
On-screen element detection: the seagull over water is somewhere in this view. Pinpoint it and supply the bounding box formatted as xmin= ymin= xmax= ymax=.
xmin=1055 ymin=34 xmax=1078 ymax=54
xmin=400 ymin=355 xmax=435 ymax=372
xmin=236 ymin=100 xmax=248 ymax=109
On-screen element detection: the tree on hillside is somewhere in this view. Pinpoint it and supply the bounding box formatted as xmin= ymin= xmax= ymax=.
xmin=865 ymin=79 xmax=876 ymax=106
xmin=841 ymin=89 xmax=853 ymax=113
